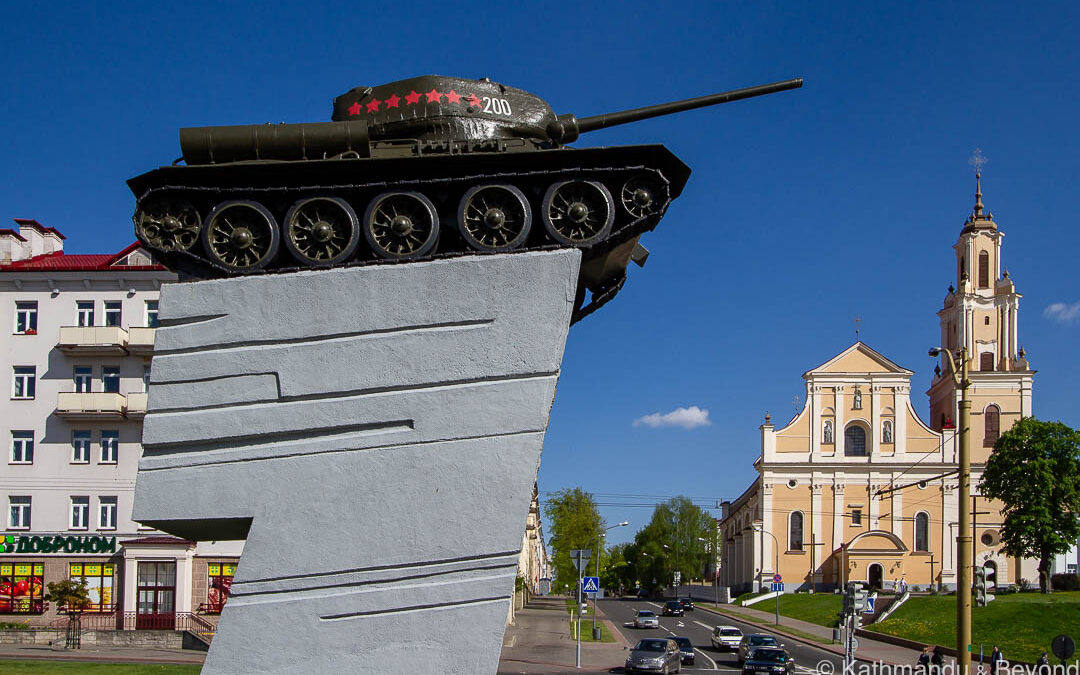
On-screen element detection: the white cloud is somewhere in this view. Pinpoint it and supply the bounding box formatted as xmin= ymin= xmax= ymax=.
xmin=1043 ymin=302 xmax=1080 ymax=323
xmin=633 ymin=406 xmax=712 ymax=430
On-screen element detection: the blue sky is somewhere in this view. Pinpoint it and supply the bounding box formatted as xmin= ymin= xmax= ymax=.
xmin=3 ymin=2 xmax=1078 ymax=546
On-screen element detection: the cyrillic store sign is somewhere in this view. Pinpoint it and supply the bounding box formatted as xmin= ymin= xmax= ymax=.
xmin=2 ymin=534 xmax=117 ymax=554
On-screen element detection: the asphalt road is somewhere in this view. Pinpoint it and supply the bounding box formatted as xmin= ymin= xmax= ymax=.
xmin=600 ymin=597 xmax=844 ymax=674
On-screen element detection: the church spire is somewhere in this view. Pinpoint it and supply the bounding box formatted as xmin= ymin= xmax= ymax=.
xmin=964 ymin=149 xmax=995 ymax=230
xmin=973 ymin=171 xmax=984 ymax=218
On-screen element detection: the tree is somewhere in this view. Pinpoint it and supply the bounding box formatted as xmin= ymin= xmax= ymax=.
xmin=601 ymin=542 xmax=635 ymax=593
xmin=43 ymin=578 xmax=91 ymax=614
xmin=632 ymin=496 xmax=712 ymax=591
xmin=979 ymin=417 xmax=1080 ymax=593
xmin=543 ymin=487 xmax=604 ymax=593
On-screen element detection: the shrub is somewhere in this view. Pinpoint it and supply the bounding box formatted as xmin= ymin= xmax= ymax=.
xmin=1050 ymin=574 xmax=1080 ymax=591
xmin=0 ymin=622 xmax=29 ymax=629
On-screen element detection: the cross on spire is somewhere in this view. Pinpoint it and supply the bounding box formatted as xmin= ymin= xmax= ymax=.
xmin=969 ymin=148 xmax=988 ymax=218
xmin=855 ymin=314 xmax=862 ymax=339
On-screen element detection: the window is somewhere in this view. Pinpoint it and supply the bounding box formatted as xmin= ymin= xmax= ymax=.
xmin=844 ymin=425 xmax=867 ymax=456
xmin=145 ymin=300 xmax=159 ymax=328
xmin=70 ymin=496 xmax=90 ymax=530
xmin=72 ymin=430 xmax=92 ymax=464
xmin=980 ymin=352 xmax=995 ymax=372
xmin=8 ymin=496 xmax=31 ymax=529
xmin=102 ymin=367 xmax=120 ymax=394
xmin=978 ymin=251 xmax=990 ymax=289
xmin=0 ymin=563 xmax=45 ymax=613
xmin=76 ymin=301 xmax=94 ymax=327
xmin=10 ymin=431 xmax=34 ymax=464
xmin=788 ymin=512 xmax=804 ymax=551
xmin=98 ymin=496 xmax=117 ymax=530
xmin=12 ymin=367 xmax=36 ymax=399
xmin=69 ymin=563 xmax=115 ymax=612
xmin=984 ymin=405 xmax=1001 ymax=447
xmin=915 ymin=512 xmax=930 ymax=552
xmin=74 ymin=366 xmax=93 ymax=393
xmin=14 ymin=301 xmax=37 ymax=334
xmin=205 ymin=563 xmax=236 ymax=613
xmin=100 ymin=430 xmax=119 ymax=464
xmin=851 ymin=509 xmax=863 ymax=526
xmin=882 ymin=420 xmax=894 ymax=444
xmin=142 ymin=365 xmax=151 ymax=392
xmin=104 ymin=301 xmax=122 ymax=327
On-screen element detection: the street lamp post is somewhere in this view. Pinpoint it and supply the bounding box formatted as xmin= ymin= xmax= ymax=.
xmin=931 ymin=345 xmax=972 ymax=675
xmin=593 ymin=522 xmax=628 ymax=640
xmin=696 ymin=536 xmax=710 ymax=605
xmin=752 ymin=521 xmax=780 ymax=625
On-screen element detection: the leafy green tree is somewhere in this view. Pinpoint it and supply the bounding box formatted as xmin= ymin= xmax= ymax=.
xmin=979 ymin=417 xmax=1080 ymax=593
xmin=44 ymin=578 xmax=91 ymax=614
xmin=600 ymin=542 xmax=635 ymax=593
xmin=632 ymin=496 xmax=712 ymax=591
xmin=543 ymin=487 xmax=604 ymax=593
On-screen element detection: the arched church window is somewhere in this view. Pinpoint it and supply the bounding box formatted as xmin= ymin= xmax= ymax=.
xmin=844 ymin=425 xmax=867 ymax=457
xmin=980 ymin=352 xmax=994 ymax=371
xmin=789 ymin=512 xmax=803 ymax=551
xmin=823 ymin=420 xmax=834 ymax=444
xmin=984 ymin=404 xmax=1000 ymax=447
xmin=978 ymin=251 xmax=990 ymax=289
xmin=882 ymin=420 xmax=893 ymax=444
xmin=915 ymin=512 xmax=929 ymax=552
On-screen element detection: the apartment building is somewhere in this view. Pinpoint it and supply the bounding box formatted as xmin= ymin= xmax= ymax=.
xmin=1 ymin=219 xmax=242 ymax=629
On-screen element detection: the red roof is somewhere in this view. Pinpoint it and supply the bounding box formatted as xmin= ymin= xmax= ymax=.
xmin=3 ymin=243 xmax=167 ymax=272
xmin=121 ymin=536 xmax=196 ymax=547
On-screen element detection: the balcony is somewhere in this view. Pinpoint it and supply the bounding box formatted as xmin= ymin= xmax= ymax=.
xmin=57 ymin=326 xmax=129 ymax=355
xmin=56 ymin=392 xmax=126 ymax=419
xmin=125 ymin=392 xmax=148 ymax=419
xmin=126 ymin=327 xmax=157 ymax=356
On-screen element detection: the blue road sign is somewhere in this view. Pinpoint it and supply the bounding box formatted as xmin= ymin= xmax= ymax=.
xmin=863 ymin=596 xmax=876 ymax=614
xmin=770 ymin=582 xmax=784 ymax=592
xmin=582 ymin=577 xmax=600 ymax=593
xmin=773 ymin=574 xmax=782 ymax=583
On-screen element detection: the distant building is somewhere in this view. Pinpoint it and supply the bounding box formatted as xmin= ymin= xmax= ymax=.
xmin=720 ymin=177 xmax=1038 ymax=593
xmin=0 ymin=219 xmax=243 ymax=629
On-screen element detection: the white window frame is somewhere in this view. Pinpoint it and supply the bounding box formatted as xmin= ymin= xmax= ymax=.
xmin=104 ymin=301 xmax=122 ymax=327
xmin=72 ymin=430 xmax=92 ymax=464
xmin=98 ymin=496 xmax=118 ymax=530
xmin=100 ymin=430 xmax=119 ymax=464
xmin=14 ymin=301 xmax=38 ymax=334
xmin=11 ymin=431 xmax=34 ymax=464
xmin=70 ymin=496 xmax=90 ymax=530
xmin=145 ymin=300 xmax=159 ymax=328
xmin=74 ymin=366 xmax=93 ymax=393
xmin=76 ymin=300 xmax=95 ymax=327
xmin=12 ymin=366 xmax=36 ymax=399
xmin=9 ymin=496 xmax=31 ymax=530
xmin=102 ymin=366 xmax=120 ymax=394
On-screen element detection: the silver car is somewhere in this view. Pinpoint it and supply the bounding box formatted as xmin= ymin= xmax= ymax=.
xmin=634 ymin=609 xmax=660 ymax=628
xmin=711 ymin=625 xmax=744 ymax=651
xmin=737 ymin=634 xmax=781 ymax=664
xmin=626 ymin=638 xmax=682 ymax=674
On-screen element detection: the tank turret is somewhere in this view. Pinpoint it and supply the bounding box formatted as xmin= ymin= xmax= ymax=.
xmin=130 ymin=75 xmax=801 ymax=321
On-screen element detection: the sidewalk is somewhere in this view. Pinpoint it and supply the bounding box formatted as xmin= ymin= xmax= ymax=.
xmin=0 ymin=642 xmax=206 ymax=665
xmin=498 ymin=596 xmax=629 ymax=674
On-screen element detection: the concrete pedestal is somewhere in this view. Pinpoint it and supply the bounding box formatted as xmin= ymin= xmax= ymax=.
xmin=133 ymin=250 xmax=580 ymax=674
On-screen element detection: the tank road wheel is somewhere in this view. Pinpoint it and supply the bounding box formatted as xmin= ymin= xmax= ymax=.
xmin=363 ymin=192 xmax=439 ymax=259
xmin=457 ymin=185 xmax=532 ymax=252
xmin=621 ymin=174 xmax=669 ymax=218
xmin=541 ymin=180 xmax=614 ymax=247
xmin=134 ymin=196 xmax=201 ymax=252
xmin=201 ymin=201 xmax=280 ymax=272
xmin=283 ymin=197 xmax=360 ymax=266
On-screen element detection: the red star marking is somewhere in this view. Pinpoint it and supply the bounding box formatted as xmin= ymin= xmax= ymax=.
xmin=466 ymin=94 xmax=482 ymax=109
xmin=347 ymin=101 xmax=362 ymax=116
xmin=404 ymin=90 xmax=421 ymax=105
xmin=366 ymin=98 xmax=381 ymax=113
xmin=384 ymin=93 xmax=401 ymax=109
xmin=425 ymin=89 xmax=442 ymax=103
xmin=444 ymin=90 xmax=462 ymax=104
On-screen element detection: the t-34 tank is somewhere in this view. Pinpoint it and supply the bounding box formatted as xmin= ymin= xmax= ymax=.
xmin=129 ymin=75 xmax=801 ymax=320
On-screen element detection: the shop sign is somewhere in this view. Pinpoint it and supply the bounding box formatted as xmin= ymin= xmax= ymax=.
xmin=2 ymin=534 xmax=116 ymax=554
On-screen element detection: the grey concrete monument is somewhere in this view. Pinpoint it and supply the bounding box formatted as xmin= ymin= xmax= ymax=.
xmin=133 ymin=249 xmax=580 ymax=674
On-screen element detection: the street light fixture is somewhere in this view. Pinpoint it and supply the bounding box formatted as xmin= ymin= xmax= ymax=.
xmin=592 ymin=521 xmax=629 ymax=640
xmin=930 ymin=345 xmax=972 ymax=675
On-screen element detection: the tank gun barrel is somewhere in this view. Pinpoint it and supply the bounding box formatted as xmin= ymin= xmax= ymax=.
xmin=546 ymin=78 xmax=802 ymax=144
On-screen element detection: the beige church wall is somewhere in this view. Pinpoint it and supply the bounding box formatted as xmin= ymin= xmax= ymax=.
xmin=774 ymin=409 xmax=810 ymax=453
xmin=819 ymin=349 xmax=885 ymax=374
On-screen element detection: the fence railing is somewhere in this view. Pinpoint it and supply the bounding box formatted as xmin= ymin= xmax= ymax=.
xmin=48 ymin=610 xmax=218 ymax=636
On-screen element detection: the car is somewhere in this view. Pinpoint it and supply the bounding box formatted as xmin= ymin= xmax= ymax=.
xmin=634 ymin=610 xmax=660 ymax=628
xmin=626 ymin=638 xmax=682 ymax=674
xmin=741 ymin=647 xmax=795 ymax=675
xmin=662 ymin=600 xmax=685 ymax=616
xmin=673 ymin=636 xmax=696 ymax=665
xmin=737 ymin=634 xmax=782 ymax=664
xmin=711 ymin=625 xmax=744 ymax=651
xmin=637 ymin=587 xmax=651 ymax=599
xmin=678 ymin=597 xmax=695 ymax=611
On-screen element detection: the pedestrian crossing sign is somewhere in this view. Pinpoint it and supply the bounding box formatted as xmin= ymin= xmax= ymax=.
xmin=582 ymin=577 xmax=600 ymax=593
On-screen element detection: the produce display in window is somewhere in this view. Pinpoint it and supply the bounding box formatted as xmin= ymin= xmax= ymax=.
xmin=69 ymin=563 xmax=115 ymax=611
xmin=0 ymin=563 xmax=45 ymax=613
xmin=206 ymin=563 xmax=235 ymax=613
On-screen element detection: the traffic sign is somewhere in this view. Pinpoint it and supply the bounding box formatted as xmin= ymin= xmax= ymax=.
xmin=1053 ymin=635 xmax=1075 ymax=661
xmin=674 ymin=571 xmax=681 ymax=586
xmin=770 ymin=582 xmax=784 ymax=592
xmin=570 ymin=549 xmax=592 ymax=573
xmin=863 ymin=596 xmax=876 ymax=614
xmin=582 ymin=577 xmax=600 ymax=594
xmin=773 ymin=574 xmax=782 ymax=583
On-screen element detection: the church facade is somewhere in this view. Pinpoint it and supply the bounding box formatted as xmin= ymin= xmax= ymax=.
xmin=719 ymin=177 xmax=1038 ymax=593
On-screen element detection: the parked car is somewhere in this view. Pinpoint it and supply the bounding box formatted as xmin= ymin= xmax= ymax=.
xmin=678 ymin=597 xmax=695 ymax=611
xmin=626 ymin=638 xmax=682 ymax=674
xmin=741 ymin=647 xmax=794 ymax=675
xmin=673 ymin=636 xmax=696 ymax=665
xmin=711 ymin=625 xmax=744 ymax=651
xmin=662 ymin=600 xmax=685 ymax=616
xmin=634 ymin=610 xmax=660 ymax=628
xmin=737 ymin=634 xmax=781 ymax=664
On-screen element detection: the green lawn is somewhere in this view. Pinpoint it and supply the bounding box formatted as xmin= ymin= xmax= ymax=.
xmin=0 ymin=662 xmax=200 ymax=674
xmin=564 ymin=597 xmax=616 ymax=642
xmin=774 ymin=593 xmax=844 ymax=627
xmin=866 ymin=591 xmax=1080 ymax=663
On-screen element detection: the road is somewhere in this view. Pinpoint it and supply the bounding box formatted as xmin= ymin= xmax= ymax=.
xmin=600 ymin=597 xmax=844 ymax=674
